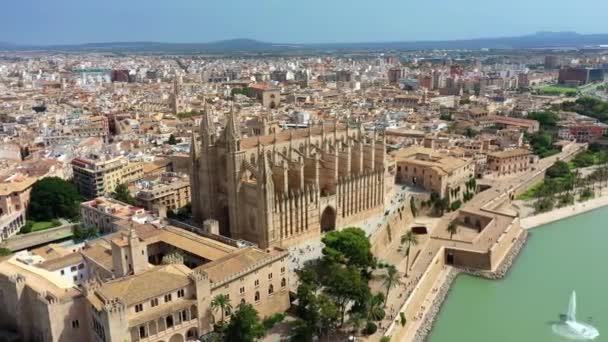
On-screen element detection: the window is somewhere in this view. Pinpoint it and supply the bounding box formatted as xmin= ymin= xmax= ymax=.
xmin=78 ymin=263 xmax=84 ymax=270
xmin=177 ymin=289 xmax=185 ymax=298
xmin=254 ymin=279 xmax=259 ymax=287
xmin=70 ymin=266 xmax=77 ymax=272
xmin=180 ymin=310 xmax=188 ymax=322
xmin=281 ymin=278 xmax=286 ymax=287
xmin=254 ymin=291 xmax=260 ymax=302
xmin=280 ymin=267 xmax=285 ymax=273
xmin=268 ymin=284 xmax=274 ymax=295
xmin=71 ymin=320 xmax=79 ymax=328
xmin=150 ymin=298 xmax=159 ymax=307
xmin=166 ymin=315 xmax=174 ymax=328
xmin=139 ymin=326 xmax=147 ymax=338
xmin=60 ymin=270 xmax=65 ymax=275
xmin=135 ymin=304 xmax=143 ymax=313
xmin=73 ymin=276 xmax=78 ymax=282
xmin=239 ymin=287 xmax=245 ymax=294
xmin=268 ymin=273 xmax=273 ymax=280
xmin=164 ymin=294 xmax=172 ymax=302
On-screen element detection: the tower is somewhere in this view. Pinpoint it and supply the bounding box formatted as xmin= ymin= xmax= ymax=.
xmin=223 ymin=108 xmax=246 ymax=238
xmin=171 ymin=77 xmax=180 ymax=114
xmin=192 ymin=103 xmax=217 ymax=224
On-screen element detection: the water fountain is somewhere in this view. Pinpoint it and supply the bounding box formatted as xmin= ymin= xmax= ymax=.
xmin=552 ymin=291 xmax=599 ymax=340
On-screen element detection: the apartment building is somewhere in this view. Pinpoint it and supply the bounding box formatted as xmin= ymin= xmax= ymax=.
xmin=72 ymin=155 xmax=144 ymax=199
xmin=0 ymin=222 xmax=290 ymax=342
xmin=81 ymin=197 xmax=159 ymax=234
xmin=135 ymin=176 xmax=191 ymax=215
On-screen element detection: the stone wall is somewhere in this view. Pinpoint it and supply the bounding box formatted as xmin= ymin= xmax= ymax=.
xmin=385 ymin=249 xmax=446 ymax=342
xmin=369 ymin=202 xmax=412 ymax=257
xmin=490 ymin=218 xmax=523 ymax=269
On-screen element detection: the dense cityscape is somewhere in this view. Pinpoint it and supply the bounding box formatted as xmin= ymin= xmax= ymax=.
xmin=1 ymin=36 xmax=608 ymax=342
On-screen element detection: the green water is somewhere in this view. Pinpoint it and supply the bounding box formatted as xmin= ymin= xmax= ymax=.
xmin=429 ymin=207 xmax=608 ymax=342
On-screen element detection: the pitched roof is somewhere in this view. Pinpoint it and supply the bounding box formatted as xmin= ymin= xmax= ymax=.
xmin=96 ymin=264 xmax=191 ymax=306
xmin=38 ymin=252 xmax=84 ymax=271
xmin=196 ymin=247 xmax=276 ymax=284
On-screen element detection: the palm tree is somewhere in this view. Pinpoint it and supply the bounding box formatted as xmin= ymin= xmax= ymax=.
xmin=400 ymin=230 xmax=419 ymax=277
xmin=447 ymin=221 xmax=458 ymax=240
xmin=367 ymin=293 xmax=386 ymax=321
xmin=381 ymin=265 xmax=400 ymax=304
xmin=211 ymin=294 xmax=232 ymax=325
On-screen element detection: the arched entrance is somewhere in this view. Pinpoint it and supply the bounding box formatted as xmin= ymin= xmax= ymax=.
xmin=169 ymin=334 xmax=185 ymax=342
xmin=321 ymin=206 xmax=336 ymax=232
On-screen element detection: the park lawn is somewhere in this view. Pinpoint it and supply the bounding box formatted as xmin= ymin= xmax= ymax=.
xmin=22 ymin=219 xmax=62 ymax=233
xmin=517 ymin=181 xmax=544 ymax=200
xmin=537 ymin=85 xmax=579 ymax=95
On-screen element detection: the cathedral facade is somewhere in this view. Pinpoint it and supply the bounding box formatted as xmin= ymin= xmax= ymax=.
xmin=190 ymin=106 xmax=389 ymax=248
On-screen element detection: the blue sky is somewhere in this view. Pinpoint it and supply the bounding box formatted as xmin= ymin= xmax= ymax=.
xmin=2 ymin=0 xmax=608 ymax=45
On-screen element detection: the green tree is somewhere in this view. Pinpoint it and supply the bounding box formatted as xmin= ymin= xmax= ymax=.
xmin=211 ymin=294 xmax=233 ymax=325
xmin=322 ymin=227 xmax=374 ymax=269
xmin=324 ymin=265 xmax=370 ymax=326
xmin=0 ymin=248 xmax=11 ymax=257
xmin=400 ymin=231 xmax=419 ymax=277
xmin=447 ymin=221 xmax=458 ymax=240
xmin=464 ymin=127 xmax=478 ymax=138
xmin=167 ymin=134 xmax=178 ymax=145
xmin=546 ymin=161 xmax=571 ymax=179
xmin=223 ymin=303 xmax=265 ymax=342
xmin=73 ymin=225 xmax=99 ymax=240
xmin=290 ymin=320 xmax=315 ymax=342
xmin=450 ymin=200 xmax=462 ymax=211
xmin=434 ymin=198 xmax=449 ymax=216
xmin=316 ymin=294 xmax=339 ymax=335
xmin=28 ymin=177 xmax=81 ymax=221
xmin=381 ymin=265 xmax=399 ymax=304
xmin=113 ymin=183 xmax=135 ymax=205
xmin=365 ymin=293 xmax=386 ymax=321
xmin=572 ymin=151 xmax=596 ymax=168
xmin=527 ymin=111 xmax=559 ymax=128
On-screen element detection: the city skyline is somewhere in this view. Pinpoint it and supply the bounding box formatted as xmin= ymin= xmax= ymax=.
xmin=2 ymin=0 xmax=608 ymax=45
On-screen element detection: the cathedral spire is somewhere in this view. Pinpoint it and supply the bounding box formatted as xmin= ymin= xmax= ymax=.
xmin=190 ymin=132 xmax=198 ymax=162
xmin=200 ymin=99 xmax=215 ymax=146
xmin=224 ymin=107 xmax=241 ymax=151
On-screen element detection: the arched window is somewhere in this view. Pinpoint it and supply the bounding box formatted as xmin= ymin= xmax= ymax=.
xmin=166 ymin=315 xmax=174 ymax=328
xmin=241 ymin=298 xmax=246 ymax=304
xmin=281 ymin=278 xmax=286 ymax=287
xmin=254 ymin=291 xmax=260 ymax=302
xmin=268 ymin=284 xmax=274 ymax=295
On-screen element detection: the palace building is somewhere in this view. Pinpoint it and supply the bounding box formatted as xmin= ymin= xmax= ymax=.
xmin=190 ymin=105 xmax=389 ymax=248
xmin=0 ymin=222 xmax=289 ymax=342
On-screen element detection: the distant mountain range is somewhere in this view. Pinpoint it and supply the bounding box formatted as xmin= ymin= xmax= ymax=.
xmin=2 ymin=32 xmax=608 ymax=53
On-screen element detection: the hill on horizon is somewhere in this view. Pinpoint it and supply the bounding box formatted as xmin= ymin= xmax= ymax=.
xmin=2 ymin=32 xmax=608 ymax=53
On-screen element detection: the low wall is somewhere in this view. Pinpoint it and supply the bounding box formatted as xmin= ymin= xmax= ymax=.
xmin=1 ymin=224 xmax=77 ymax=252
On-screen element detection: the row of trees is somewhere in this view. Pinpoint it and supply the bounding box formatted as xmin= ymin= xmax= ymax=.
xmin=529 ymin=159 xmax=608 ymax=214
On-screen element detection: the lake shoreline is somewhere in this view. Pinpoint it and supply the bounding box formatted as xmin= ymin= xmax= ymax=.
xmin=521 ymin=190 xmax=608 ymax=229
